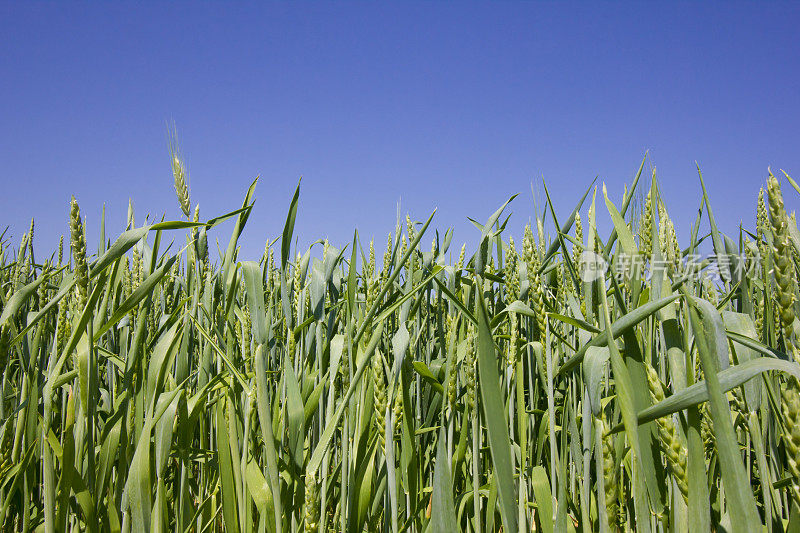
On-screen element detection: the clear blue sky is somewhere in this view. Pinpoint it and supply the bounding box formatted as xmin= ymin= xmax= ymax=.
xmin=1 ymin=2 xmax=798 ymax=260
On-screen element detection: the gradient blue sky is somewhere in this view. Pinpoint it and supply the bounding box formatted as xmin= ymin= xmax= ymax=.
xmin=1 ymin=2 xmax=798 ymax=260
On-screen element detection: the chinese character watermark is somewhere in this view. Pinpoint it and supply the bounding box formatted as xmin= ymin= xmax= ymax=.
xmin=577 ymin=251 xmax=758 ymax=283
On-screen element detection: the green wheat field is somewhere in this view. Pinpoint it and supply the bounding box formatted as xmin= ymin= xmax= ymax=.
xmin=3 ymin=151 xmax=800 ymax=532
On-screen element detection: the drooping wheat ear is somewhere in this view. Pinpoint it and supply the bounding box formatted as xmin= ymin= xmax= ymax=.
xmin=781 ymin=377 xmax=800 ymax=507
xmin=69 ymin=197 xmax=89 ymax=307
xmin=304 ymin=471 xmax=320 ymax=533
xmin=645 ymin=364 xmax=689 ymax=501
xmin=601 ymin=418 xmax=618 ymax=532
xmin=372 ymin=351 xmax=387 ymax=449
xmin=169 ymin=127 xmax=191 ymax=219
xmin=640 ymin=187 xmax=653 ymax=262
xmin=767 ymin=172 xmax=797 ymax=353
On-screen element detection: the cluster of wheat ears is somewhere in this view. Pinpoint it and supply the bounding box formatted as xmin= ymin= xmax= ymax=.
xmin=2 ymin=145 xmax=800 ymax=533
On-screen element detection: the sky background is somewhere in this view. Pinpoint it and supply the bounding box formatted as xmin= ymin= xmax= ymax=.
xmin=1 ymin=2 xmax=799 ymax=261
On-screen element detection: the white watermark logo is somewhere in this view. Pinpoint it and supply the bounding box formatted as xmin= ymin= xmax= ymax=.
xmin=580 ymin=251 xmax=607 ymax=282
xmin=576 ymin=251 xmax=758 ymax=283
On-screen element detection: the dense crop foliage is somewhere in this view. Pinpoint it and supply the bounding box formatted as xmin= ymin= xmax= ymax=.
xmin=3 ymin=155 xmax=800 ymax=532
